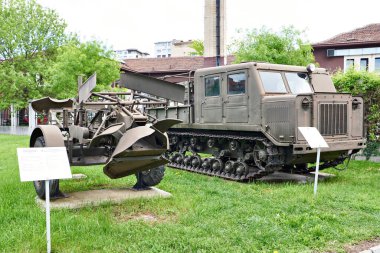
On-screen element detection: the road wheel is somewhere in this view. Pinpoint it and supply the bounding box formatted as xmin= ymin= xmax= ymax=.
xmin=32 ymin=136 xmax=61 ymax=200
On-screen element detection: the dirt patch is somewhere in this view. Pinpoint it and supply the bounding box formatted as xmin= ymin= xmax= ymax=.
xmin=345 ymin=237 xmax=380 ymax=253
xmin=113 ymin=210 xmax=176 ymax=224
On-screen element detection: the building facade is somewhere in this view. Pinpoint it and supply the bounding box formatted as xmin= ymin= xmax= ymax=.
xmin=154 ymin=41 xmax=172 ymax=58
xmin=171 ymin=40 xmax=197 ymax=57
xmin=114 ymin=49 xmax=149 ymax=61
xmin=313 ymin=24 xmax=380 ymax=73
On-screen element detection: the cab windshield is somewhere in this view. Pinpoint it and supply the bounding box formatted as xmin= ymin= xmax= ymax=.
xmin=285 ymin=72 xmax=312 ymax=94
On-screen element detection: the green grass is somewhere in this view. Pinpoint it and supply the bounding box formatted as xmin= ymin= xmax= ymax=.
xmin=0 ymin=134 xmax=379 ymax=252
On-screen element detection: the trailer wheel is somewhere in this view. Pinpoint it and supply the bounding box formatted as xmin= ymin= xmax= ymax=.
xmin=134 ymin=166 xmax=165 ymax=189
xmin=32 ymin=136 xmax=61 ymax=199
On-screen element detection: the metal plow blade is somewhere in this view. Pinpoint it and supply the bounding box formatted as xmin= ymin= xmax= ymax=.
xmin=119 ymin=72 xmax=185 ymax=103
xmin=103 ymin=125 xmax=169 ymax=179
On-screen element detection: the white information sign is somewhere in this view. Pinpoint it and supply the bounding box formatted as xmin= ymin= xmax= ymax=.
xmin=298 ymin=127 xmax=329 ymax=197
xmin=17 ymin=147 xmax=72 ymax=253
xmin=17 ymin=147 xmax=72 ymax=182
xmin=298 ymin=127 xmax=329 ymax=148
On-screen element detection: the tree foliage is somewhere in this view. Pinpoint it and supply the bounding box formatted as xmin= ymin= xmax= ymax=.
xmin=0 ymin=0 xmax=67 ymax=60
xmin=0 ymin=0 xmax=120 ymax=109
xmin=0 ymin=0 xmax=67 ymax=109
xmin=47 ymin=41 xmax=120 ymax=99
xmin=231 ymin=26 xmax=315 ymax=66
xmin=332 ymin=69 xmax=380 ymax=140
xmin=189 ymin=40 xmax=204 ymax=56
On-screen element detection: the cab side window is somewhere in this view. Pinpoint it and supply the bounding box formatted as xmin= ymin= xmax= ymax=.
xmin=205 ymin=76 xmax=220 ymax=97
xmin=227 ymin=72 xmax=246 ymax=95
xmin=259 ymin=71 xmax=287 ymax=93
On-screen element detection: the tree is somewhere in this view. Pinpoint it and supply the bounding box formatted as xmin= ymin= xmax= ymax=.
xmin=189 ymin=40 xmax=204 ymax=56
xmin=0 ymin=0 xmax=120 ymax=109
xmin=230 ymin=26 xmax=315 ymax=66
xmin=0 ymin=0 xmax=67 ymax=109
xmin=46 ymin=41 xmax=120 ymax=99
xmin=332 ymin=69 xmax=380 ymax=140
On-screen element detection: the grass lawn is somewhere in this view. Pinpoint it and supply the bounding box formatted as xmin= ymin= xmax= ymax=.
xmin=0 ymin=134 xmax=379 ymax=252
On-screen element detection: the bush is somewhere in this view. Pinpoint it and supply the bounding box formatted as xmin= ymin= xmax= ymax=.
xmin=332 ymin=69 xmax=380 ymax=140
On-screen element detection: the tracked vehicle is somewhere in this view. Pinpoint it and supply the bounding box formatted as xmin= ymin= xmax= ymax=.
xmin=30 ymin=73 xmax=184 ymax=199
xmin=147 ymin=62 xmax=367 ymax=182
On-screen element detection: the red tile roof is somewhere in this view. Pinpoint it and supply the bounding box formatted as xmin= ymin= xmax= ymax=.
xmin=122 ymin=55 xmax=236 ymax=74
xmin=313 ymin=23 xmax=380 ymax=47
xmin=123 ymin=56 xmax=205 ymax=73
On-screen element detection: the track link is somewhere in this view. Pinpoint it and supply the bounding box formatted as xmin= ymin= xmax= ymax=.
xmin=166 ymin=130 xmax=286 ymax=182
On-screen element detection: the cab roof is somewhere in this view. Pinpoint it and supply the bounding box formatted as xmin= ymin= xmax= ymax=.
xmin=195 ymin=62 xmax=327 ymax=76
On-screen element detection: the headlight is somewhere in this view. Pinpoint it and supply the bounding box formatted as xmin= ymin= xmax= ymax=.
xmin=307 ymin=63 xmax=316 ymax=73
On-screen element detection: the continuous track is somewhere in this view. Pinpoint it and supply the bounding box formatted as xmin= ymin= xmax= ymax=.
xmin=166 ymin=130 xmax=286 ymax=182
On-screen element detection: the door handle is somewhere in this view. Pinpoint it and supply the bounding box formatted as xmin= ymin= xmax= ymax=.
xmin=200 ymin=100 xmax=205 ymax=118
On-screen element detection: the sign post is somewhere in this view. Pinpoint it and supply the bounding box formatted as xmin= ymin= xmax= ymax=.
xmin=298 ymin=127 xmax=328 ymax=196
xmin=17 ymin=147 xmax=72 ymax=253
xmin=314 ymin=147 xmax=321 ymax=196
xmin=45 ymin=180 xmax=51 ymax=253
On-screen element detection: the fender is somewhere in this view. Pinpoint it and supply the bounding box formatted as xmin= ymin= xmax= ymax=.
xmin=30 ymin=125 xmax=64 ymax=147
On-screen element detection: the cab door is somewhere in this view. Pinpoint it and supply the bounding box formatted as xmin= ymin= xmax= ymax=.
xmin=223 ymin=70 xmax=249 ymax=123
xmin=200 ymin=75 xmax=223 ymax=123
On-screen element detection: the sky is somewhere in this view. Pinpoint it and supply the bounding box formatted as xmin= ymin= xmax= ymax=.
xmin=37 ymin=0 xmax=380 ymax=55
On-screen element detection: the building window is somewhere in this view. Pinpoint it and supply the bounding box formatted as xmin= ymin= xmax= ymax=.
xmin=346 ymin=59 xmax=354 ymax=70
xmin=375 ymin=58 xmax=380 ymax=73
xmin=360 ymin=58 xmax=368 ymax=71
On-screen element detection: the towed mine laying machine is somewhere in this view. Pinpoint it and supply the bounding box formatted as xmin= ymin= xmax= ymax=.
xmin=30 ymin=72 xmax=185 ymax=199
xmin=147 ymin=62 xmax=367 ymax=182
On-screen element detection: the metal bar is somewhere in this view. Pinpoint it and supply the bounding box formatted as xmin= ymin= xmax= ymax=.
xmin=83 ymin=101 xmax=167 ymax=106
xmin=134 ymin=92 xmax=163 ymax=102
xmin=92 ymin=93 xmax=118 ymax=102
xmin=97 ymin=92 xmax=131 ymax=95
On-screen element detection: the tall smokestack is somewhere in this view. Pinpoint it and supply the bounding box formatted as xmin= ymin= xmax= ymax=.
xmin=204 ymin=0 xmax=226 ymax=66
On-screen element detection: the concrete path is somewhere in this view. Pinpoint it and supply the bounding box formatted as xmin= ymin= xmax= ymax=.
xmin=359 ymin=245 xmax=380 ymax=253
xmin=36 ymin=187 xmax=171 ymax=210
xmin=259 ymin=171 xmax=335 ymax=184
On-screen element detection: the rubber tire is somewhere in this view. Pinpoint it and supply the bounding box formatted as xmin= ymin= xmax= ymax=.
xmin=135 ymin=166 xmax=165 ymax=188
xmin=32 ymin=136 xmax=61 ymax=200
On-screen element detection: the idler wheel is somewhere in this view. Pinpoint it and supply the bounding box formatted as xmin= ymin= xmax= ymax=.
xmin=224 ymin=160 xmax=235 ymax=174
xmin=235 ymin=162 xmax=248 ymax=176
xmin=211 ymin=158 xmax=223 ymax=172
xmin=191 ymin=155 xmax=202 ymax=169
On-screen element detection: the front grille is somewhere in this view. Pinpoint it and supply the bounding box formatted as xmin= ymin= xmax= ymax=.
xmin=319 ymin=103 xmax=347 ymax=135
